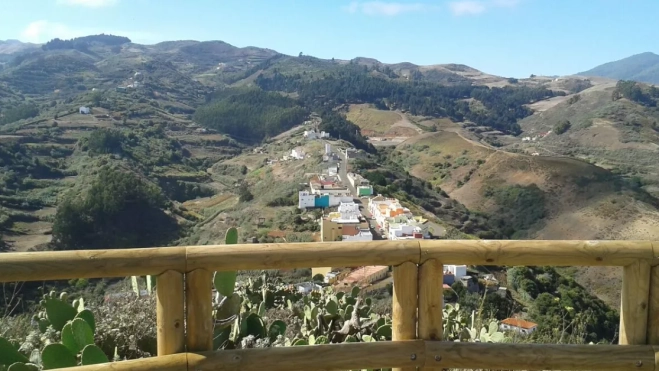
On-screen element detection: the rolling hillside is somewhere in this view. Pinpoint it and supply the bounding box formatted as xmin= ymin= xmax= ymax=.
xmin=578 ymin=52 xmax=659 ymax=84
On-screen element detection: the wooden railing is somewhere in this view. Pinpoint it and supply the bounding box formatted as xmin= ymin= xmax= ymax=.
xmin=1 ymin=240 xmax=658 ymax=370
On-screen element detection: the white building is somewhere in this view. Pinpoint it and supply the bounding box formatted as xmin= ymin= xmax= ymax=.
xmin=444 ymin=265 xmax=467 ymax=279
xmin=388 ymin=224 xmax=426 ymax=240
xmin=291 ymin=148 xmax=306 ymax=160
xmin=325 ymin=143 xmax=332 ymax=155
xmin=369 ymin=196 xmax=414 ymax=234
xmin=304 ymin=130 xmax=330 ymax=140
xmin=338 ymin=202 xmax=360 ymax=219
xmin=298 ymin=191 xmax=316 ymax=209
xmin=79 ymin=106 xmax=90 ymax=114
xmin=500 ymin=318 xmax=538 ymax=335
xmin=296 ymin=282 xmax=322 ymax=294
xmin=347 ymin=172 xmax=370 ymax=188
xmin=342 ymin=226 xmax=373 ymax=242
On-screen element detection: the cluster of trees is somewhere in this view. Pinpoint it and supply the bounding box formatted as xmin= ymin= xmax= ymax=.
xmin=256 ymin=68 xmax=563 ymax=135
xmin=0 ymin=104 xmax=39 ymax=125
xmin=554 ymin=119 xmax=572 ymax=135
xmin=508 ymin=266 xmax=618 ymax=343
xmin=84 ymin=129 xmax=124 ymax=155
xmin=484 ymin=184 xmax=546 ymax=238
xmin=41 ymin=34 xmax=131 ymax=51
xmin=194 ymin=89 xmax=308 ymax=143
xmin=318 ymin=110 xmax=374 ymax=152
xmin=613 ymin=80 xmax=658 ymax=107
xmin=81 ymin=127 xmax=192 ymax=170
xmin=52 ymin=166 xmax=178 ymax=250
xmin=0 ymin=142 xmax=62 ymax=193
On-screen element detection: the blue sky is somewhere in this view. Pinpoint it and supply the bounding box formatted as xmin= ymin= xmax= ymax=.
xmin=1 ymin=0 xmax=657 ymax=77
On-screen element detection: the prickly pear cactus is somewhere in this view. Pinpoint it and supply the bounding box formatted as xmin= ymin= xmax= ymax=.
xmin=42 ymin=291 xmax=77 ymax=331
xmin=0 ymin=290 xmax=107 ymax=370
xmin=81 ymin=344 xmax=109 ymax=365
xmin=214 ymin=227 xmax=239 ymax=297
xmin=41 ymin=343 xmax=77 ymax=369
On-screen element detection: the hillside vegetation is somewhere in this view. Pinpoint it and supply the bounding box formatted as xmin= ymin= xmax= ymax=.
xmin=194 ymin=89 xmax=308 ymax=143
xmin=1 ymin=36 xmax=659 ymax=363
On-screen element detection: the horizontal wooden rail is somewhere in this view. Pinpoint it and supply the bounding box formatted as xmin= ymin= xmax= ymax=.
xmin=61 ymin=341 xmax=658 ymax=371
xmin=1 ymin=240 xmax=657 ymax=283
xmin=424 ymin=342 xmax=656 ymax=370
xmin=59 ymin=353 xmax=187 ymax=371
xmin=185 ymin=240 xmax=420 ymax=271
xmin=420 ymin=239 xmax=656 ymax=266
xmin=0 ymin=246 xmax=187 ymax=282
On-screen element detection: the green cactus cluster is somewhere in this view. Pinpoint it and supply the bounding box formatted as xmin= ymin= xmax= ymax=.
xmin=210 ymin=228 xmax=392 ymax=349
xmin=443 ymin=303 xmax=505 ymax=343
xmin=0 ymin=292 xmax=109 ymax=370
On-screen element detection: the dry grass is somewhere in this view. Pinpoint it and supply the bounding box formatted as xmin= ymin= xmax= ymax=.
xmin=346 ymin=104 xmax=403 ymax=136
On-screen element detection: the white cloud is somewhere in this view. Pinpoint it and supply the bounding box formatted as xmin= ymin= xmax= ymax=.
xmin=491 ymin=0 xmax=520 ymax=7
xmin=448 ymin=1 xmax=486 ymax=15
xmin=57 ymin=0 xmax=118 ymax=7
xmin=343 ymin=1 xmax=434 ymax=16
xmin=449 ymin=0 xmax=521 ymax=16
xmin=20 ymin=20 xmax=156 ymax=44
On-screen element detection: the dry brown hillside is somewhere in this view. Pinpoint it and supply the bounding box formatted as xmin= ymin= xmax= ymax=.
xmin=395 ymin=125 xmax=659 ymax=307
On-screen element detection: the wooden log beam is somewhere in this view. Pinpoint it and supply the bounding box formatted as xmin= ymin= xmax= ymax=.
xmin=3 ymin=240 xmax=659 ymax=283
xmin=186 ymin=240 xmax=421 ymax=271
xmin=392 ymin=262 xmax=418 ymax=371
xmin=425 ymin=342 xmax=655 ymax=370
xmin=418 ymin=259 xmax=443 ymax=371
xmin=0 ymin=247 xmax=187 ymax=282
xmin=620 ymin=259 xmax=651 ymax=345
xmin=58 ymin=354 xmax=187 ymax=371
xmin=420 ymin=240 xmax=654 ymax=266
xmin=157 ymin=270 xmax=185 ymax=356
xmin=186 ymin=269 xmax=214 ymax=352
xmin=649 ymin=242 xmax=659 ymax=344
xmin=187 ymin=341 xmax=425 ymax=371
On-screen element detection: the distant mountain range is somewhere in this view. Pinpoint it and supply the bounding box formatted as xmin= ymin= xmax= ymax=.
xmin=578 ymin=52 xmax=659 ymax=84
xmin=0 ymin=39 xmax=39 ymax=55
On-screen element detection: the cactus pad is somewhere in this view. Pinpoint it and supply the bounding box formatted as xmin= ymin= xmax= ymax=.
xmin=41 ymin=344 xmax=76 ymax=370
xmin=0 ymin=337 xmax=29 ymax=365
xmin=81 ymin=345 xmax=109 ymax=365
xmin=43 ymin=298 xmax=77 ymax=331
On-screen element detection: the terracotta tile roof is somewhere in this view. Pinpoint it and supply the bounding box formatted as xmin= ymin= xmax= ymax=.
xmin=267 ymin=230 xmax=287 ymax=238
xmin=341 ymin=226 xmax=359 ymax=236
xmin=501 ymin=318 xmax=538 ymax=330
xmin=340 ymin=266 xmax=389 ymax=284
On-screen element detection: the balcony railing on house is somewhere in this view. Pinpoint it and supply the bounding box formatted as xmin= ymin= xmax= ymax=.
xmin=1 ymin=240 xmax=658 ymax=371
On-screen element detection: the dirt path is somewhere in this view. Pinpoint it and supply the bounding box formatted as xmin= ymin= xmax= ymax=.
xmin=273 ymin=125 xmax=305 ymax=140
xmin=391 ymin=111 xmax=424 ymax=134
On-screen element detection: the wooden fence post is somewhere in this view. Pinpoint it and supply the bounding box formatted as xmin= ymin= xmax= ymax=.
xmin=620 ymin=260 xmax=651 ymax=345
xmin=156 ymin=270 xmax=185 ymax=356
xmin=418 ymin=259 xmax=443 ymax=371
xmin=392 ymin=262 xmax=419 ymax=371
xmin=186 ymin=269 xmax=214 ymax=352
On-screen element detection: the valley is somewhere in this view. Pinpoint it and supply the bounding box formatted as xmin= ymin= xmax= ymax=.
xmin=0 ymin=34 xmax=658 ymax=343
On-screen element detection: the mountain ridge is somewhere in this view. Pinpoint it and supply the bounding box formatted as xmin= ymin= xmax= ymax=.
xmin=578 ymin=52 xmax=659 ymax=84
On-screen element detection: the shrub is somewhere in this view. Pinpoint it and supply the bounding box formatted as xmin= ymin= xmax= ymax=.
xmin=554 ymin=120 xmax=571 ymax=135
